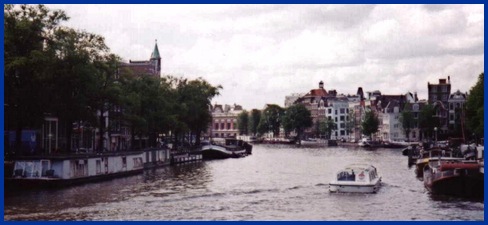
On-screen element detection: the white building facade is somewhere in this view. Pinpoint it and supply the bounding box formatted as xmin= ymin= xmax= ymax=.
xmin=319 ymin=97 xmax=350 ymax=140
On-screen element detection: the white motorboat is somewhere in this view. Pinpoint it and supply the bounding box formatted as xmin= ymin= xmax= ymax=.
xmin=329 ymin=164 xmax=382 ymax=193
xmin=357 ymin=138 xmax=371 ymax=147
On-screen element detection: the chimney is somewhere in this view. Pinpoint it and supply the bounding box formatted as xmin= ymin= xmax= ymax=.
xmin=448 ymin=76 xmax=450 ymax=83
xmin=319 ymin=81 xmax=324 ymax=89
xmin=357 ymin=87 xmax=364 ymax=100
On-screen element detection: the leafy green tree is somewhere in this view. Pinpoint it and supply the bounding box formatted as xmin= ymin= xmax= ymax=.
xmin=47 ymin=27 xmax=113 ymax=152
xmin=257 ymin=104 xmax=284 ymax=136
xmin=313 ymin=121 xmax=321 ymax=138
xmin=248 ymin=109 xmax=261 ymax=136
xmin=237 ymin=110 xmax=249 ymax=135
xmin=282 ymin=104 xmax=313 ymax=145
xmin=418 ymin=104 xmax=440 ymax=141
xmin=345 ymin=111 xmax=355 ymax=139
xmin=361 ymin=110 xmax=379 ymax=139
xmin=176 ymin=78 xmax=221 ymax=146
xmin=4 ymin=4 xmax=68 ymax=154
xmin=466 ymin=72 xmax=484 ymax=141
xmin=400 ymin=104 xmax=415 ymax=141
xmin=319 ymin=117 xmax=337 ymax=139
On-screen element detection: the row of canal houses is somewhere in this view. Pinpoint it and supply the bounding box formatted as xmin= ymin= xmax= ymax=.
xmin=205 ymin=76 xmax=467 ymax=143
xmin=285 ymin=76 xmax=467 ymax=142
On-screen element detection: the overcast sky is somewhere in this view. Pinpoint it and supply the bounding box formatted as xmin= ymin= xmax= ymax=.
xmin=47 ymin=4 xmax=484 ymax=110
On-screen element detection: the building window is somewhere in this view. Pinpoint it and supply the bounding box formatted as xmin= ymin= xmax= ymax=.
xmin=215 ymin=123 xmax=219 ymax=130
xmin=328 ymin=109 xmax=332 ymax=114
xmin=220 ymin=123 xmax=225 ymax=130
xmin=227 ymin=123 xmax=231 ymax=130
xmin=340 ymin=108 xmax=345 ymax=114
xmin=340 ymin=116 xmax=345 ymax=121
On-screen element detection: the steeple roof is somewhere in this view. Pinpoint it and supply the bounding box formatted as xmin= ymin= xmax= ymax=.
xmin=151 ymin=40 xmax=161 ymax=59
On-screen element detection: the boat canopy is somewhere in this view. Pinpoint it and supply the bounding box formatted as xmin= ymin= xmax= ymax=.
xmin=336 ymin=164 xmax=379 ymax=183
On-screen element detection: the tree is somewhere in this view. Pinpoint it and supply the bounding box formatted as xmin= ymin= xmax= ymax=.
xmin=418 ymin=104 xmax=439 ymax=141
xmin=361 ymin=110 xmax=379 ymax=139
xmin=466 ymin=72 xmax=484 ymax=142
xmin=237 ymin=110 xmax=249 ymax=135
xmin=47 ymin=27 xmax=113 ymax=152
xmin=282 ymin=104 xmax=313 ymax=145
xmin=400 ymin=104 xmax=415 ymax=141
xmin=4 ymin=4 xmax=68 ymax=154
xmin=257 ymin=104 xmax=284 ymax=136
xmin=319 ymin=118 xmax=336 ymax=140
xmin=248 ymin=109 xmax=261 ymax=136
xmin=176 ymin=78 xmax=221 ymax=146
xmin=345 ymin=111 xmax=355 ymax=140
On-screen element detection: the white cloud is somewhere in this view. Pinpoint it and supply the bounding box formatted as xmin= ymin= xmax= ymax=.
xmin=45 ymin=4 xmax=484 ymax=110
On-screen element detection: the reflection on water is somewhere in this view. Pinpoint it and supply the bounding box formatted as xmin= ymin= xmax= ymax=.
xmin=4 ymin=145 xmax=484 ymax=221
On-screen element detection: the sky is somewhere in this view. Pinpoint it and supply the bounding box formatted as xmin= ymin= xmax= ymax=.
xmin=46 ymin=4 xmax=484 ymax=110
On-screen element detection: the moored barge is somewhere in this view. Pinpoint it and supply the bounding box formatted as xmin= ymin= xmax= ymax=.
xmin=5 ymin=151 xmax=145 ymax=189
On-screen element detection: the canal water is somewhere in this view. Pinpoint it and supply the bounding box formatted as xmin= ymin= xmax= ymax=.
xmin=3 ymin=144 xmax=484 ymax=221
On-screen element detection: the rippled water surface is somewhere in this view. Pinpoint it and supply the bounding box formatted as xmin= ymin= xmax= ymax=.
xmin=4 ymin=145 xmax=484 ymax=221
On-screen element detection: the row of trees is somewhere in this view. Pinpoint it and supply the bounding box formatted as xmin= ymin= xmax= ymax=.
xmin=237 ymin=104 xmax=313 ymax=145
xmin=5 ymin=5 xmax=221 ymax=153
xmin=236 ymin=103 xmax=382 ymax=144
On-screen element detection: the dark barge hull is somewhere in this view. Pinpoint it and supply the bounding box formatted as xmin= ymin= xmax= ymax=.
xmin=425 ymin=175 xmax=484 ymax=198
xmin=424 ymin=165 xmax=484 ymax=198
xmin=201 ymin=150 xmax=244 ymax=160
xmin=4 ymin=169 xmax=144 ymax=190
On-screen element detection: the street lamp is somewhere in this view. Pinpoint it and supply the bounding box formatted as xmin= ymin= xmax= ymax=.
xmin=434 ymin=127 xmax=438 ymax=146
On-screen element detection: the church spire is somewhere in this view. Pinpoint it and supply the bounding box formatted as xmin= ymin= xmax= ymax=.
xmin=150 ymin=39 xmax=161 ymax=75
xmin=150 ymin=39 xmax=161 ymax=60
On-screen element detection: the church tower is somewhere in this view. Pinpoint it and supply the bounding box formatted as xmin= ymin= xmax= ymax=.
xmin=150 ymin=40 xmax=161 ymax=76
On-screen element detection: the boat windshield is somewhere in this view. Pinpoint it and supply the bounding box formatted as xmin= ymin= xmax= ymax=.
xmin=337 ymin=170 xmax=356 ymax=181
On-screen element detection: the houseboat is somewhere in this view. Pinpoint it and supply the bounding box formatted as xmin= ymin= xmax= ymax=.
xmin=170 ymin=151 xmax=203 ymax=165
xmin=423 ymin=159 xmax=483 ymax=198
xmin=329 ymin=164 xmax=382 ymax=193
xmin=415 ymin=147 xmax=460 ymax=177
xmin=201 ymin=138 xmax=252 ymax=160
xmin=5 ymin=151 xmax=145 ymax=189
xmin=142 ymin=148 xmax=171 ymax=169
